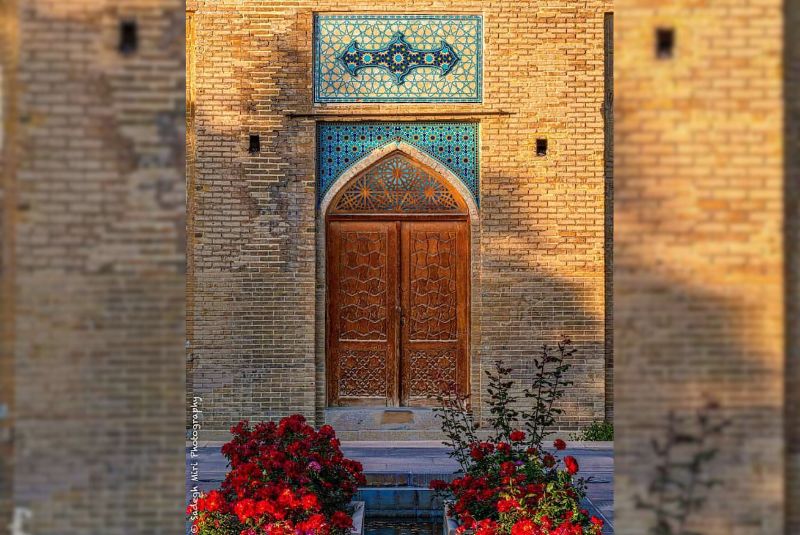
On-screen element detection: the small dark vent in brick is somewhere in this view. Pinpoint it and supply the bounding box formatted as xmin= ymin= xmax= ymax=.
xmin=656 ymin=28 xmax=674 ymax=59
xmin=248 ymin=134 xmax=261 ymax=154
xmin=536 ymin=138 xmax=548 ymax=156
xmin=119 ymin=20 xmax=138 ymax=55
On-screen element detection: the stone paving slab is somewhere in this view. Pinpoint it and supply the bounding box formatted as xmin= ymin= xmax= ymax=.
xmin=186 ymin=441 xmax=613 ymax=533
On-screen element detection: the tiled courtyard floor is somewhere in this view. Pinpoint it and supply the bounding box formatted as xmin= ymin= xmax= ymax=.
xmin=187 ymin=441 xmax=614 ymax=534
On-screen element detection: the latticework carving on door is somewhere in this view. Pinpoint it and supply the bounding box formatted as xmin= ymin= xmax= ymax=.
xmin=338 ymin=231 xmax=388 ymax=340
xmin=331 ymin=152 xmax=467 ymax=214
xmin=406 ymin=349 xmax=457 ymax=398
xmin=408 ymin=230 xmax=458 ymax=341
xmin=337 ymin=349 xmax=388 ymax=398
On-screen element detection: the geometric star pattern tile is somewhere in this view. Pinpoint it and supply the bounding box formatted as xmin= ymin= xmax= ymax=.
xmin=314 ymin=14 xmax=482 ymax=103
xmin=317 ymin=122 xmax=479 ymax=206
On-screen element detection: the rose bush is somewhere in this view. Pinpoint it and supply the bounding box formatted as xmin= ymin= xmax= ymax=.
xmin=431 ymin=437 xmax=603 ymax=535
xmin=430 ymin=339 xmax=604 ymax=535
xmin=188 ymin=415 xmax=365 ymax=535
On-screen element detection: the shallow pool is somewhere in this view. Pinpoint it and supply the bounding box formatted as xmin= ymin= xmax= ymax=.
xmin=364 ymin=516 xmax=443 ymax=535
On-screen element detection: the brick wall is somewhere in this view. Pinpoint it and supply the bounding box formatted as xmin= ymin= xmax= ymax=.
xmin=786 ymin=0 xmax=800 ymax=531
xmin=615 ymin=1 xmax=786 ymax=534
xmin=0 ymin=0 xmax=15 ymax=527
xmin=187 ymin=0 xmax=612 ymax=435
xmin=1 ymin=1 xmax=186 ymax=533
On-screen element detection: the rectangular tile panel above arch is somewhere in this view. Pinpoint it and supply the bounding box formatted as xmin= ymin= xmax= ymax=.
xmin=314 ymin=14 xmax=483 ymax=103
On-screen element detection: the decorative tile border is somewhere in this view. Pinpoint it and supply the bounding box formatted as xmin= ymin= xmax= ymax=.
xmin=314 ymin=14 xmax=482 ymax=103
xmin=317 ymin=122 xmax=479 ymax=207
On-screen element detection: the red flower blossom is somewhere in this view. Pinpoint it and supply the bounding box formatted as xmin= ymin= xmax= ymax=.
xmin=564 ymin=455 xmax=579 ymax=475
xmin=496 ymin=442 xmax=511 ymax=454
xmin=470 ymin=446 xmax=485 ymax=461
xmin=430 ymin=479 xmax=449 ymax=491
xmin=496 ymin=498 xmax=520 ymax=513
xmin=510 ymin=519 xmax=537 ymax=535
xmin=500 ymin=461 xmax=517 ymax=476
xmin=300 ymin=493 xmax=320 ymax=511
xmin=297 ymin=512 xmax=326 ymax=532
xmin=553 ymin=438 xmax=567 ymax=450
xmin=474 ymin=519 xmax=499 ymax=535
xmin=543 ymin=453 xmax=556 ymax=468
xmin=234 ymin=498 xmax=257 ymax=523
xmin=591 ymin=516 xmax=604 ymax=527
xmin=510 ymin=430 xmax=526 ymax=442
xmin=331 ymin=510 xmax=353 ymax=529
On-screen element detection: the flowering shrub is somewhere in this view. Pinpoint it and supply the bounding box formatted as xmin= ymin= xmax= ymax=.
xmin=430 ymin=339 xmax=604 ymax=535
xmin=188 ymin=415 xmax=365 ymax=535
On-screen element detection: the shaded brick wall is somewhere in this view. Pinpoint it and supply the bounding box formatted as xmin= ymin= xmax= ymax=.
xmin=0 ymin=2 xmax=15 ymax=527
xmin=615 ymin=1 xmax=786 ymax=534
xmin=1 ymin=1 xmax=186 ymax=533
xmin=786 ymin=0 xmax=800 ymax=531
xmin=188 ymin=0 xmax=612 ymax=435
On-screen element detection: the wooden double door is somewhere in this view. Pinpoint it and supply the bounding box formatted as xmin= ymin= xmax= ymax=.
xmin=326 ymin=219 xmax=470 ymax=407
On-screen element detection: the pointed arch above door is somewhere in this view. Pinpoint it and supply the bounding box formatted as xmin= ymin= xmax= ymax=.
xmin=329 ymin=151 xmax=469 ymax=215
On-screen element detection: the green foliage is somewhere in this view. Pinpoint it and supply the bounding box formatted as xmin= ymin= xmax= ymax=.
xmin=432 ymin=381 xmax=478 ymax=472
xmin=485 ymin=362 xmax=520 ymax=443
xmin=433 ymin=336 xmax=575 ymax=460
xmin=521 ymin=339 xmax=574 ymax=448
xmin=571 ymin=421 xmax=614 ymax=441
xmin=635 ymin=402 xmax=730 ymax=535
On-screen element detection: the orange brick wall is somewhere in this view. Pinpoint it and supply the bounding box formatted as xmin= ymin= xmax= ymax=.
xmin=614 ymin=1 xmax=786 ymax=533
xmin=187 ymin=0 xmax=613 ymax=435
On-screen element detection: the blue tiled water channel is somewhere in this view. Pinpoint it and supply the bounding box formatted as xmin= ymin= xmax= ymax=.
xmin=365 ymin=517 xmax=442 ymax=535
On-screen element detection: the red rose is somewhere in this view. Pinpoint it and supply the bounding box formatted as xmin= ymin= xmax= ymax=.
xmin=304 ymin=513 xmax=326 ymax=530
xmin=470 ymin=447 xmax=485 ymax=460
xmin=591 ymin=516 xmax=604 ymax=527
xmin=233 ymin=498 xmax=257 ymax=522
xmin=510 ymin=519 xmax=536 ymax=535
xmin=543 ymin=453 xmax=556 ymax=468
xmin=564 ymin=455 xmax=579 ymax=475
xmin=496 ymin=498 xmax=520 ymax=513
xmin=500 ymin=461 xmax=517 ymax=476
xmin=474 ymin=519 xmax=499 ymax=535
xmin=509 ymin=430 xmax=526 ymax=442
xmin=553 ymin=438 xmax=567 ymax=450
xmin=277 ymin=488 xmax=298 ymax=508
xmin=300 ymin=493 xmax=319 ymax=511
xmin=332 ymin=510 xmax=353 ymax=529
xmin=496 ymin=442 xmax=511 ymax=454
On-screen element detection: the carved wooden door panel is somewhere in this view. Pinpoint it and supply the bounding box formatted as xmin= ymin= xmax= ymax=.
xmin=400 ymin=221 xmax=470 ymax=406
xmin=327 ymin=221 xmax=399 ymax=406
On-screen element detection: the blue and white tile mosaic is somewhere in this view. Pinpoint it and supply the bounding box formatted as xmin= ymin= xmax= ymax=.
xmin=317 ymin=122 xmax=479 ymax=206
xmin=314 ymin=14 xmax=482 ymax=103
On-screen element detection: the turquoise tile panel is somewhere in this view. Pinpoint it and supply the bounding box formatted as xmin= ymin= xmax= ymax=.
xmin=314 ymin=14 xmax=482 ymax=103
